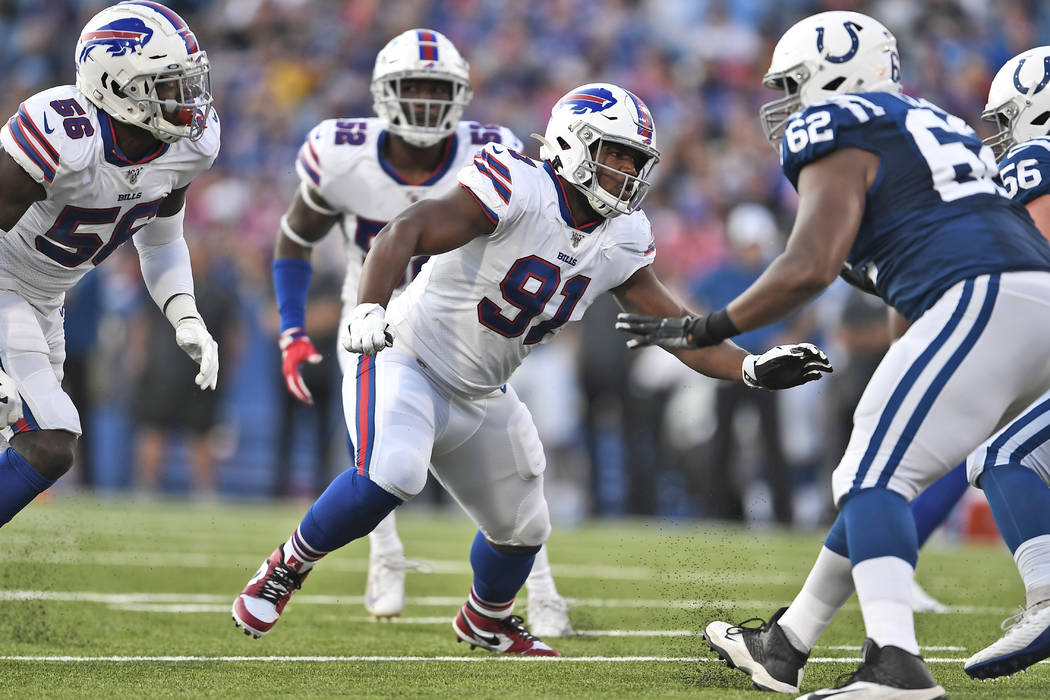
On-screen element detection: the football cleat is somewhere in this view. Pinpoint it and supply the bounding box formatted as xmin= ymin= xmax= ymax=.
xmin=911 ymin=579 xmax=949 ymax=614
xmin=799 ymin=638 xmax=945 ymax=699
xmin=364 ymin=553 xmax=430 ymax=620
xmin=453 ymin=601 xmax=561 ymax=656
xmin=527 ymin=595 xmax=575 ymax=638
xmin=964 ymin=599 xmax=1050 ymax=679
xmin=703 ymin=607 xmax=808 ymax=693
xmin=232 ymin=546 xmax=310 ymax=638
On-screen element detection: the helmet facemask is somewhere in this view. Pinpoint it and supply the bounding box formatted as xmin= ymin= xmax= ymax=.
xmin=564 ymin=122 xmax=660 ymax=217
xmin=117 ymin=56 xmax=213 ymax=143
xmin=760 ymin=64 xmax=808 ymax=148
xmin=372 ymin=73 xmax=471 ymax=148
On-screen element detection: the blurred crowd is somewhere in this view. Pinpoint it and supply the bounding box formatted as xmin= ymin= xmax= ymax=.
xmin=2 ymin=0 xmax=1048 ymax=525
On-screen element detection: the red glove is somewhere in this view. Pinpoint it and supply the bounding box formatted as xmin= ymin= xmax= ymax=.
xmin=279 ymin=327 xmax=322 ymax=405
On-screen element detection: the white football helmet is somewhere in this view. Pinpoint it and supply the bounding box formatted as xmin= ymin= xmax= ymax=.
xmin=533 ymin=83 xmax=660 ymax=218
xmin=983 ymin=46 xmax=1050 ymax=159
xmin=760 ymin=11 xmax=900 ymax=147
xmin=75 ymin=1 xmax=211 ymax=143
xmin=371 ymin=29 xmax=472 ymax=148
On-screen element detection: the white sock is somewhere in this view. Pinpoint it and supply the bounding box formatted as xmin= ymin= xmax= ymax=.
xmin=368 ymin=512 xmax=404 ymax=556
xmin=779 ymin=546 xmax=854 ymax=653
xmin=1014 ymin=534 xmax=1050 ymax=607
xmin=282 ymin=526 xmax=323 ymax=574
xmin=525 ymin=545 xmax=559 ymax=599
xmin=853 ymin=556 xmax=919 ymax=655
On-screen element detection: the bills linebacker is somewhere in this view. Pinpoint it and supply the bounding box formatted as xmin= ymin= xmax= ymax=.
xmin=0 ymin=1 xmax=219 ymax=528
xmin=269 ymin=29 xmax=574 ymax=635
xmin=234 ymin=81 xmax=831 ymax=656
xmin=618 ymin=12 xmax=1050 ymax=698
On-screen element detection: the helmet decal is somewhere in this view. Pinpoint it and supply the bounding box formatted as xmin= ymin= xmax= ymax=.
xmin=815 ymin=20 xmax=861 ymax=64
xmin=558 ymin=87 xmax=618 ymax=115
xmin=1013 ymin=56 xmax=1050 ymax=95
xmin=122 ymin=1 xmax=199 ymax=53
xmin=77 ymin=17 xmax=154 ymax=62
xmin=417 ymin=29 xmax=439 ymax=61
xmin=626 ymin=91 xmax=654 ymax=144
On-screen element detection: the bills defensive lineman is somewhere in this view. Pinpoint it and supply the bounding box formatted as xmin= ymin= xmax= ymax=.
xmin=959 ymin=45 xmax=1050 ymax=679
xmin=233 ymin=81 xmax=831 ymax=655
xmin=0 ymin=1 xmax=219 ymax=527
xmin=618 ymin=12 xmax=1050 ymax=698
xmin=270 ymin=29 xmax=573 ymax=636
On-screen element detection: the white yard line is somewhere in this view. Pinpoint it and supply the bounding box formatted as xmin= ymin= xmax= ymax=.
xmin=0 ymin=590 xmax=1015 ymax=615
xmin=1 ymin=655 xmax=1043 ymax=664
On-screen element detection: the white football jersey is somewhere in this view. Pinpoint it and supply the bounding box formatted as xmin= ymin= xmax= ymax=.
xmin=387 ymin=143 xmax=657 ymax=398
xmin=0 ymin=85 xmax=220 ymax=302
xmin=294 ymin=118 xmax=522 ymax=306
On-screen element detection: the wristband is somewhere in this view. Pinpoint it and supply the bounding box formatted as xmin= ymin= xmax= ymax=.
xmin=688 ymin=308 xmax=740 ymax=346
xmin=273 ymin=257 xmax=312 ymax=333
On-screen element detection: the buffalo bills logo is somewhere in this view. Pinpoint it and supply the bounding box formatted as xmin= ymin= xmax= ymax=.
xmin=558 ymin=87 xmax=618 ymax=114
xmin=78 ymin=18 xmax=154 ymax=63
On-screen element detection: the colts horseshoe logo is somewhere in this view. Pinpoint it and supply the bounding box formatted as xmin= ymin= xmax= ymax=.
xmin=816 ymin=21 xmax=862 ymax=64
xmin=1013 ymin=56 xmax=1050 ymax=95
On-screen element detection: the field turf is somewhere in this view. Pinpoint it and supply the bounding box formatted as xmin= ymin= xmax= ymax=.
xmin=0 ymin=497 xmax=1046 ymax=698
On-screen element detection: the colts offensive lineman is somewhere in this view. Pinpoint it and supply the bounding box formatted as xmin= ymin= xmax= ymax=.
xmin=0 ymin=1 xmax=219 ymax=528
xmin=234 ymin=81 xmax=831 ymax=655
xmin=270 ymin=29 xmax=573 ymax=635
xmin=620 ymin=12 xmax=1050 ymax=699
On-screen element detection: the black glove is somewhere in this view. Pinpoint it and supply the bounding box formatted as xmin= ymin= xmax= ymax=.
xmin=615 ymin=309 xmax=739 ymax=349
xmin=839 ymin=262 xmax=879 ymax=296
xmin=743 ymin=343 xmax=833 ymax=390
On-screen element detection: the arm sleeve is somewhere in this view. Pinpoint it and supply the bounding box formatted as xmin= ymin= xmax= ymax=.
xmin=133 ymin=207 xmax=197 ymax=323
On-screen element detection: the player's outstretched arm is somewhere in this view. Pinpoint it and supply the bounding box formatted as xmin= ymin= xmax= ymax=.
xmin=273 ymin=187 xmax=341 ymax=405
xmin=345 ymin=187 xmax=496 ymax=356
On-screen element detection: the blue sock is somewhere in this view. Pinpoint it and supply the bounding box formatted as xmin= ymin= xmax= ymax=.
xmin=911 ymin=462 xmax=969 ymax=547
xmin=0 ymin=447 xmax=53 ymax=527
xmin=299 ymin=469 xmax=401 ymax=553
xmin=824 ymin=513 xmax=849 ymax=557
xmin=979 ymin=464 xmax=1050 ymax=553
xmin=469 ymin=531 xmax=539 ymax=604
xmin=843 ymin=488 xmax=918 ymax=567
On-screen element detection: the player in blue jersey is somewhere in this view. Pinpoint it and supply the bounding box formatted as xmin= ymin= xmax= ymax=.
xmin=617 ymin=12 xmax=1050 ymax=699
xmin=960 ymin=45 xmax=1050 ymax=680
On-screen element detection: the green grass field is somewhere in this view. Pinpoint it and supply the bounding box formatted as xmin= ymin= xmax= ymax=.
xmin=0 ymin=496 xmax=1046 ymax=698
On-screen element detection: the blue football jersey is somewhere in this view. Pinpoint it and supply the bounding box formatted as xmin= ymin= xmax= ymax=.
xmin=999 ymin=137 xmax=1050 ymax=206
xmin=780 ymin=92 xmax=1050 ymax=321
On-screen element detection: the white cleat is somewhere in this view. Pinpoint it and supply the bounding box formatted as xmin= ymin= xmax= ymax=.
xmin=965 ymin=600 xmax=1050 ymax=679
xmin=911 ymin=579 xmax=949 ymax=614
xmin=364 ymin=553 xmax=431 ymax=619
xmin=526 ymin=595 xmax=575 ymax=638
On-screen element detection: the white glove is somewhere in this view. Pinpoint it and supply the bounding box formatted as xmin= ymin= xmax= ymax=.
xmin=343 ymin=303 xmax=393 ymax=356
xmin=0 ymin=368 xmax=24 ymax=427
xmin=175 ymin=317 xmax=219 ymax=390
xmin=742 ymin=343 xmax=832 ymax=390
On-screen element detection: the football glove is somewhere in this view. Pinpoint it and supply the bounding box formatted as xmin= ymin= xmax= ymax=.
xmin=343 ymin=303 xmax=393 ymax=356
xmin=175 ymin=317 xmax=219 ymax=390
xmin=743 ymin=343 xmax=832 ymax=390
xmin=839 ymin=261 xmax=879 ymax=296
xmin=0 ymin=368 xmax=24 ymax=427
xmin=279 ymin=328 xmax=322 ymax=405
xmin=615 ymin=310 xmax=737 ymax=349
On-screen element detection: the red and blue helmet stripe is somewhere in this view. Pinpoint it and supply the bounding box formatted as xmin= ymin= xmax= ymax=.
xmin=417 ymin=30 xmax=439 ymax=61
xmin=626 ymin=90 xmax=654 ymax=144
xmin=121 ymin=1 xmax=200 ymax=54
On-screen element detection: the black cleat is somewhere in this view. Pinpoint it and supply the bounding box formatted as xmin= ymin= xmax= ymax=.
xmin=799 ymin=638 xmax=946 ymax=699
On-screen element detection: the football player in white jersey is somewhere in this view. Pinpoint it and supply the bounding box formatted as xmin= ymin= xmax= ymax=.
xmin=233 ymin=81 xmax=831 ymax=655
xmin=271 ymin=29 xmax=574 ymax=636
xmin=0 ymin=1 xmax=219 ymax=528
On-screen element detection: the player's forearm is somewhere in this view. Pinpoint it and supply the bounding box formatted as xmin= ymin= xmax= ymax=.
xmin=726 ymin=252 xmax=833 ymax=332
xmin=357 ymin=217 xmax=421 ymax=307
xmin=673 ymin=341 xmax=750 ymax=382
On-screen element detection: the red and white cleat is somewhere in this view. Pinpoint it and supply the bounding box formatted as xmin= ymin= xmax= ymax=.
xmin=232 ymin=546 xmax=310 ymax=638
xmin=453 ymin=600 xmax=561 ymax=656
